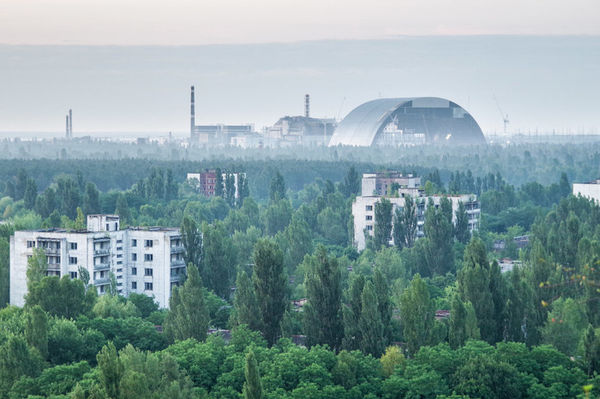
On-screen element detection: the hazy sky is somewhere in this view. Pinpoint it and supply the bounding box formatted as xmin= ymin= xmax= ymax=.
xmin=1 ymin=0 xmax=599 ymax=45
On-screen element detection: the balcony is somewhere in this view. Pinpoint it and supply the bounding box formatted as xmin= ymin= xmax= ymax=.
xmin=94 ymin=277 xmax=110 ymax=285
xmin=94 ymin=236 xmax=110 ymax=242
xmin=94 ymin=263 xmax=110 ymax=271
xmin=94 ymin=248 xmax=110 ymax=256
xmin=170 ymin=273 xmax=184 ymax=282
xmin=170 ymin=245 xmax=185 ymax=254
xmin=47 ymin=263 xmax=61 ymax=271
xmin=44 ymin=247 xmax=61 ymax=255
xmin=171 ymin=259 xmax=185 ymax=267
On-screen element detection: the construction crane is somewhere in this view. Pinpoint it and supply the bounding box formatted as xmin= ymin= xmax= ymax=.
xmin=493 ymin=95 xmax=509 ymax=135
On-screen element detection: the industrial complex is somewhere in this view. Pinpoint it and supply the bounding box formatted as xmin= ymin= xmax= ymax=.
xmin=188 ymin=86 xmax=486 ymax=148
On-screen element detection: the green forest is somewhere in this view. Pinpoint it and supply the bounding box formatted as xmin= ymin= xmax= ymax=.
xmin=1 ymin=143 xmax=600 ymax=399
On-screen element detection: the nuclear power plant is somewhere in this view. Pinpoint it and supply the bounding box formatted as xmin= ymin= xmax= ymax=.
xmin=187 ymin=86 xmax=486 ymax=148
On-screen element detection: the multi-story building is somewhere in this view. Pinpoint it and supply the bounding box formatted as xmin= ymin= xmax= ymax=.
xmin=186 ymin=170 xmax=244 ymax=199
xmin=573 ymin=179 xmax=600 ymax=203
xmin=9 ymin=214 xmax=184 ymax=308
xmin=361 ymin=172 xmax=421 ymax=196
xmin=352 ymin=174 xmax=480 ymax=250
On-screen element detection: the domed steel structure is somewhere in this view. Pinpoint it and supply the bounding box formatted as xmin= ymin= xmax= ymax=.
xmin=328 ymin=97 xmax=486 ymax=146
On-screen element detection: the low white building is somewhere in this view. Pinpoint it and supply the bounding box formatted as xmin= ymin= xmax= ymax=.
xmin=573 ymin=179 xmax=600 ymax=203
xmin=352 ymin=181 xmax=480 ymax=250
xmin=9 ymin=215 xmax=184 ymax=308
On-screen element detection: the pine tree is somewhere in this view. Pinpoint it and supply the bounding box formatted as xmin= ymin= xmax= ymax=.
xmin=454 ymin=201 xmax=470 ymax=244
xmin=237 ymin=173 xmax=250 ymax=207
xmin=96 ymin=342 xmax=122 ymax=399
xmin=269 ymin=171 xmax=286 ymax=203
xmin=215 ymin=168 xmax=224 ymax=197
xmin=374 ymin=197 xmax=393 ymax=248
xmin=373 ymin=268 xmax=393 ymax=344
xmin=225 ymin=173 xmax=236 ymax=208
xmin=449 ymin=293 xmax=467 ymax=349
xmin=393 ymin=196 xmax=417 ymax=250
xmin=23 ymin=178 xmax=37 ymax=209
xmin=0 ymin=239 xmax=9 ymax=308
xmin=25 ymin=305 xmax=48 ymax=359
xmin=584 ymin=324 xmax=600 ymax=376
xmin=359 ymin=281 xmax=385 ymax=357
xmin=164 ymin=264 xmax=209 ymax=342
xmin=458 ymin=237 xmax=498 ymax=344
xmin=115 ymin=194 xmax=130 ymax=224
xmin=341 ymin=166 xmax=361 ymax=197
xmin=424 ymin=198 xmax=454 ymax=275
xmin=243 ymin=349 xmax=263 ymax=399
xmin=181 ymin=217 xmax=202 ymax=272
xmin=342 ymin=275 xmax=365 ymax=350
xmin=26 ymin=247 xmax=47 ymax=292
xmin=303 ymin=246 xmax=343 ymax=350
xmin=202 ymin=222 xmax=235 ymax=298
xmin=400 ymin=274 xmax=433 ymax=355
xmin=233 ymin=271 xmax=263 ymax=331
xmin=252 ymin=239 xmax=287 ymax=346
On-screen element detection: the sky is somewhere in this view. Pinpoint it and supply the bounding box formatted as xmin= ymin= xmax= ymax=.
xmin=1 ymin=0 xmax=599 ymax=45
xmin=0 ymin=1 xmax=598 ymax=136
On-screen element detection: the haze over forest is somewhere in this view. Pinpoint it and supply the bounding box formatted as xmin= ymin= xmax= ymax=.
xmin=1 ymin=35 xmax=599 ymax=137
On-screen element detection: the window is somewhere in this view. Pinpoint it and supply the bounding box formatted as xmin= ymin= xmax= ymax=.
xmin=366 ymin=215 xmax=373 ymax=221
xmin=116 ymin=268 xmax=122 ymax=272
xmin=27 ymin=241 xmax=35 ymax=248
xmin=116 ymin=247 xmax=122 ymax=251
xmin=117 ymin=261 xmax=122 ymax=265
xmin=116 ymin=254 xmax=122 ymax=258
xmin=106 ymin=223 xmax=109 ymax=231
xmin=70 ymin=242 xmax=77 ymax=250
xmin=70 ymin=271 xmax=78 ymax=279
xmin=366 ymin=205 xmax=373 ymax=211
xmin=366 ymin=225 xmax=373 ymax=231
xmin=131 ymin=267 xmax=137 ymax=276
xmin=117 ymin=282 xmax=122 ymax=286
xmin=144 ymin=282 xmax=153 ymax=291
xmin=131 ymin=281 xmax=137 ymax=289
xmin=69 ymin=256 xmax=77 ymax=265
xmin=144 ymin=254 xmax=153 ymax=262
xmin=116 ymin=239 xmax=122 ymax=244
xmin=132 ymin=253 xmax=137 ymax=261
xmin=117 ymin=275 xmax=122 ymax=280
xmin=145 ymin=240 xmax=153 ymax=248
xmin=144 ymin=268 xmax=153 ymax=276
xmin=131 ymin=239 xmax=137 ymax=247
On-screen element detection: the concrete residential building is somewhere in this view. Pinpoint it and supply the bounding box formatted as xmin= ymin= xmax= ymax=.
xmin=573 ymin=179 xmax=600 ymax=203
xmin=10 ymin=215 xmax=184 ymax=308
xmin=186 ymin=170 xmax=245 ymax=198
xmin=352 ymin=175 xmax=480 ymax=250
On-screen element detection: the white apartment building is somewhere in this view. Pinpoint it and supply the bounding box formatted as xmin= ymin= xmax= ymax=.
xmin=352 ymin=178 xmax=480 ymax=250
xmin=573 ymin=179 xmax=600 ymax=203
xmin=10 ymin=215 xmax=184 ymax=308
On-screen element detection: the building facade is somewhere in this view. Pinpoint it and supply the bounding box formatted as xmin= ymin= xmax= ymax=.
xmin=352 ymin=175 xmax=480 ymax=250
xmin=186 ymin=170 xmax=244 ymax=199
xmin=573 ymin=180 xmax=600 ymax=203
xmin=10 ymin=215 xmax=184 ymax=308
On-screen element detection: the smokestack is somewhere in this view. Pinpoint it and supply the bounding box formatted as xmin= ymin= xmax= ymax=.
xmin=66 ymin=115 xmax=70 ymax=138
xmin=305 ymin=94 xmax=310 ymax=118
xmin=68 ymin=109 xmax=72 ymax=138
xmin=190 ymin=85 xmax=195 ymax=134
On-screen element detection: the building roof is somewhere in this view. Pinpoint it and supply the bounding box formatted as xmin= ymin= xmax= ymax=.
xmin=329 ymin=97 xmax=486 ymax=146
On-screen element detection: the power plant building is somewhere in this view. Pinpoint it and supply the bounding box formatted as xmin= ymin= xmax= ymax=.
xmin=329 ymin=97 xmax=486 ymax=146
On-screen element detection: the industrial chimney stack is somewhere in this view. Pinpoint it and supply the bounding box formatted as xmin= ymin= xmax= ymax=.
xmin=190 ymin=86 xmax=196 ymax=135
xmin=304 ymin=94 xmax=310 ymax=118
xmin=65 ymin=109 xmax=73 ymax=139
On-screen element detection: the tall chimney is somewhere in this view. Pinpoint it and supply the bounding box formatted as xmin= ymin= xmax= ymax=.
xmin=190 ymin=86 xmax=195 ymax=134
xmin=66 ymin=114 xmax=70 ymax=138
xmin=304 ymin=94 xmax=310 ymax=118
xmin=68 ymin=109 xmax=72 ymax=137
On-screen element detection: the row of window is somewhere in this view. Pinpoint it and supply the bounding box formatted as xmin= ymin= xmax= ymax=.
xmin=130 ymin=267 xmax=154 ymax=276
xmin=130 ymin=281 xmax=153 ymax=291
xmin=131 ymin=253 xmax=153 ymax=261
xmin=131 ymin=239 xmax=155 ymax=248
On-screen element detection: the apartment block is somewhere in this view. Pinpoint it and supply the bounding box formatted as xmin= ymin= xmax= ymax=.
xmin=352 ymin=175 xmax=480 ymax=250
xmin=9 ymin=214 xmax=184 ymax=308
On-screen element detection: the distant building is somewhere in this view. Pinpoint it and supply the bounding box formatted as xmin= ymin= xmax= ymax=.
xmin=573 ymin=179 xmax=600 ymax=203
xmin=189 ymin=85 xmax=255 ymax=146
xmin=186 ymin=170 xmax=245 ymax=198
xmin=361 ymin=172 xmax=421 ymax=196
xmin=10 ymin=215 xmax=184 ymax=308
xmin=265 ymin=115 xmax=336 ymax=146
xmin=352 ymin=173 xmax=480 ymax=250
